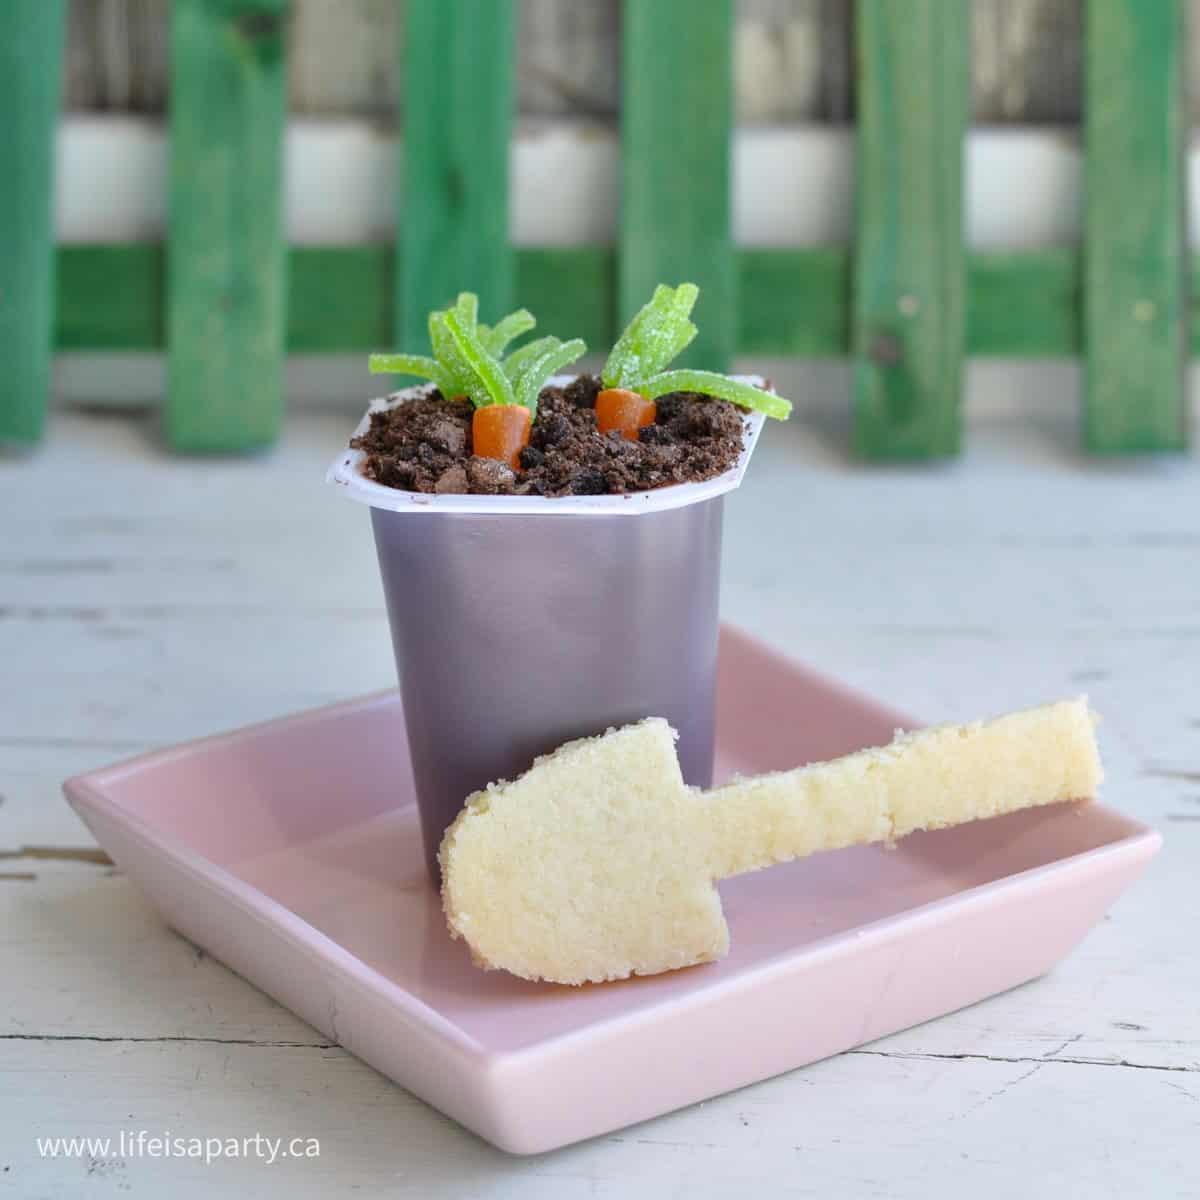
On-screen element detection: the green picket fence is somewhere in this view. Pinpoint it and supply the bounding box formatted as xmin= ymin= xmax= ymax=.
xmin=0 ymin=0 xmax=1189 ymax=456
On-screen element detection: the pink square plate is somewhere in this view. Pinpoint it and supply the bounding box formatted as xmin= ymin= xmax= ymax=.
xmin=64 ymin=627 xmax=1159 ymax=1154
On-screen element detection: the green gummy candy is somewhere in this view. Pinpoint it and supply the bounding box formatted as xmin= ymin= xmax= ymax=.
xmin=502 ymin=335 xmax=557 ymax=376
xmin=510 ymin=337 xmax=587 ymax=414
xmin=442 ymin=310 xmax=516 ymax=409
xmin=367 ymin=353 xmax=456 ymax=398
xmin=452 ymin=292 xmax=479 ymax=335
xmin=639 ymin=369 xmax=792 ymax=420
xmin=481 ymin=309 xmax=536 ymax=357
xmin=602 ymin=282 xmax=699 ymax=390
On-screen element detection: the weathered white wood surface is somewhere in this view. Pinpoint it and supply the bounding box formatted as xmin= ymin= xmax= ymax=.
xmin=67 ymin=0 xmax=1192 ymax=125
xmin=2 ymin=404 xmax=1198 ymax=1196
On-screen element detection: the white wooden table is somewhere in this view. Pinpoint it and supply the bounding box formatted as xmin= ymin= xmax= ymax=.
xmin=3 ymin=405 xmax=1197 ymax=1197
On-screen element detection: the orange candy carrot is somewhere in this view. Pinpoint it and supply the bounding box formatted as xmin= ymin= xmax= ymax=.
xmin=595 ymin=388 xmax=657 ymax=441
xmin=472 ymin=404 xmax=532 ymax=470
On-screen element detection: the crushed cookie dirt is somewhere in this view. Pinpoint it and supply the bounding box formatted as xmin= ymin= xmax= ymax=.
xmin=350 ymin=375 xmax=747 ymax=497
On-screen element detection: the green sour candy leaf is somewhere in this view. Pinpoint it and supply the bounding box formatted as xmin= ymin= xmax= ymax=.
xmin=602 ymin=282 xmax=700 ymax=389
xmin=638 ymin=283 xmax=698 ymax=377
xmin=428 ymin=311 xmax=476 ymax=396
xmin=424 ymin=293 xmax=482 ymax=395
xmin=502 ymin=336 xmax=559 ymax=379
xmin=442 ymin=310 xmax=516 ymax=409
xmin=368 ymin=352 xmax=438 ymax=377
xmin=602 ymin=283 xmax=671 ymax=389
xmin=658 ymin=315 xmax=698 ymax=370
xmin=452 ymin=292 xmax=479 ymax=336
xmin=481 ymin=309 xmax=536 ymax=357
xmin=657 ymin=283 xmax=699 ymax=365
xmin=368 ymin=294 xmax=539 ymax=405
xmin=510 ymin=337 xmax=587 ymax=415
xmin=367 ymin=353 xmax=457 ymax=398
xmin=639 ymin=369 xmax=793 ymax=420
xmin=672 ymin=282 xmax=699 ymax=311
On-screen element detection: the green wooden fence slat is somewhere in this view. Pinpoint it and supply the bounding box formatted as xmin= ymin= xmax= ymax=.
xmin=166 ymin=0 xmax=288 ymax=452
xmin=621 ymin=0 xmax=734 ymax=370
xmin=0 ymin=2 xmax=66 ymax=445
xmin=398 ymin=0 xmax=515 ymax=348
xmin=1084 ymin=0 xmax=1187 ymax=452
xmin=852 ymin=0 xmax=968 ymax=459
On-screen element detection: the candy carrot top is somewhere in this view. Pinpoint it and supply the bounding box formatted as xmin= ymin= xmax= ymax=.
xmin=369 ymin=292 xmax=586 ymax=468
xmin=595 ymin=283 xmax=792 ymax=438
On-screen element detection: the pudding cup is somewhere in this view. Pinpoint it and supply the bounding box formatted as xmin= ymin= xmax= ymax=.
xmin=328 ymin=377 xmax=767 ymax=884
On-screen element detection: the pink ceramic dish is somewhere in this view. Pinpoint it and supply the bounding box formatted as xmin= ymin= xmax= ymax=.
xmin=64 ymin=627 xmax=1159 ymax=1155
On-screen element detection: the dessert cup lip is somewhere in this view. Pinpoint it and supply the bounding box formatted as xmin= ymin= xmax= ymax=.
xmin=326 ymin=374 xmax=769 ymax=518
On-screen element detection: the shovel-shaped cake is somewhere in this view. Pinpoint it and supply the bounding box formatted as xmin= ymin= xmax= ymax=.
xmin=440 ymin=699 xmax=1103 ymax=985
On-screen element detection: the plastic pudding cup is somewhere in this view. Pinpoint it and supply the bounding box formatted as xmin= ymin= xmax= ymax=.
xmin=328 ymin=376 xmax=768 ymax=885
